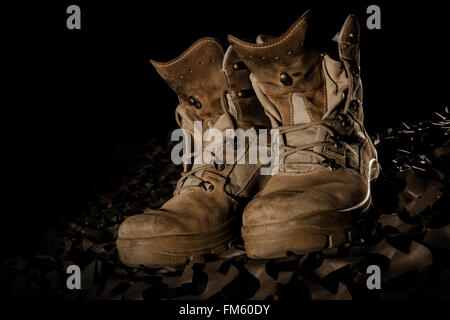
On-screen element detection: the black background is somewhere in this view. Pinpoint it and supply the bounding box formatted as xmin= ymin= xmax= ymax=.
xmin=3 ymin=1 xmax=449 ymax=256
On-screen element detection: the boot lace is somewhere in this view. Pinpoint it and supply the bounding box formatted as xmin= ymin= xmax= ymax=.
xmin=278 ymin=120 xmax=344 ymax=171
xmin=173 ymin=92 xmax=236 ymax=195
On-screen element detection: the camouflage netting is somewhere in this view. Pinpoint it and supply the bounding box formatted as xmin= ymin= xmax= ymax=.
xmin=1 ymin=109 xmax=449 ymax=300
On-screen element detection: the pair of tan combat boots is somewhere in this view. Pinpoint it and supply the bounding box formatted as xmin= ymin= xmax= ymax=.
xmin=117 ymin=11 xmax=380 ymax=267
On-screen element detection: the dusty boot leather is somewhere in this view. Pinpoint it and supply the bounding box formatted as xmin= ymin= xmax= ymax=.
xmin=117 ymin=38 xmax=270 ymax=266
xmin=228 ymin=11 xmax=380 ymax=258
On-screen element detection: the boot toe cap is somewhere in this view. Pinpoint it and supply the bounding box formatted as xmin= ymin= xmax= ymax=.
xmin=243 ymin=187 xmax=367 ymax=226
xmin=118 ymin=211 xmax=187 ymax=239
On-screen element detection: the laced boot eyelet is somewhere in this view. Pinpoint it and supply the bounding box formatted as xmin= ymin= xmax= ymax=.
xmin=187 ymin=96 xmax=202 ymax=109
xmin=280 ymin=72 xmax=293 ymax=86
xmin=202 ymin=182 xmax=214 ymax=192
xmin=337 ymin=113 xmax=351 ymax=127
xmin=237 ymin=89 xmax=255 ymax=98
xmin=321 ymin=159 xmax=340 ymax=171
xmin=233 ymin=61 xmax=247 ymax=71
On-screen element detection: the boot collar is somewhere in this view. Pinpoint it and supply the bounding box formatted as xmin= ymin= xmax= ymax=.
xmin=150 ymin=37 xmax=227 ymax=124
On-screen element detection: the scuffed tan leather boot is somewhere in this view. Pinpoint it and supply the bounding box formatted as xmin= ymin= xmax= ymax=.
xmin=117 ymin=38 xmax=270 ymax=266
xmin=228 ymin=11 xmax=381 ymax=258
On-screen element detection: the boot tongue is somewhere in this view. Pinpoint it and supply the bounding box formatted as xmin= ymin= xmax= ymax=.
xmin=150 ymin=37 xmax=227 ymax=133
xmin=179 ymin=114 xmax=237 ymax=187
xmin=275 ymin=54 xmax=350 ymax=172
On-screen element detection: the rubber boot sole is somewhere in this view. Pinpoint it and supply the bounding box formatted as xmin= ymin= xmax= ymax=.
xmin=242 ymin=159 xmax=380 ymax=259
xmin=242 ymin=199 xmax=374 ymax=259
xmin=116 ymin=218 xmax=238 ymax=267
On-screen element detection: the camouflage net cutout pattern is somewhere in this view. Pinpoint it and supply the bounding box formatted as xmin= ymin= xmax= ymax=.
xmin=1 ymin=109 xmax=449 ymax=300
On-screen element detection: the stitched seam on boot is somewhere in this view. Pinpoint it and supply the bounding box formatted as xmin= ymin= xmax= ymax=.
xmin=152 ymin=39 xmax=224 ymax=68
xmin=276 ymin=168 xmax=322 ymax=177
xmin=229 ymin=11 xmax=310 ymax=49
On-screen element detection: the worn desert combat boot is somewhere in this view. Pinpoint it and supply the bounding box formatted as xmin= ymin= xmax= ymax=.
xmin=117 ymin=38 xmax=270 ymax=266
xmin=228 ymin=11 xmax=380 ymax=258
